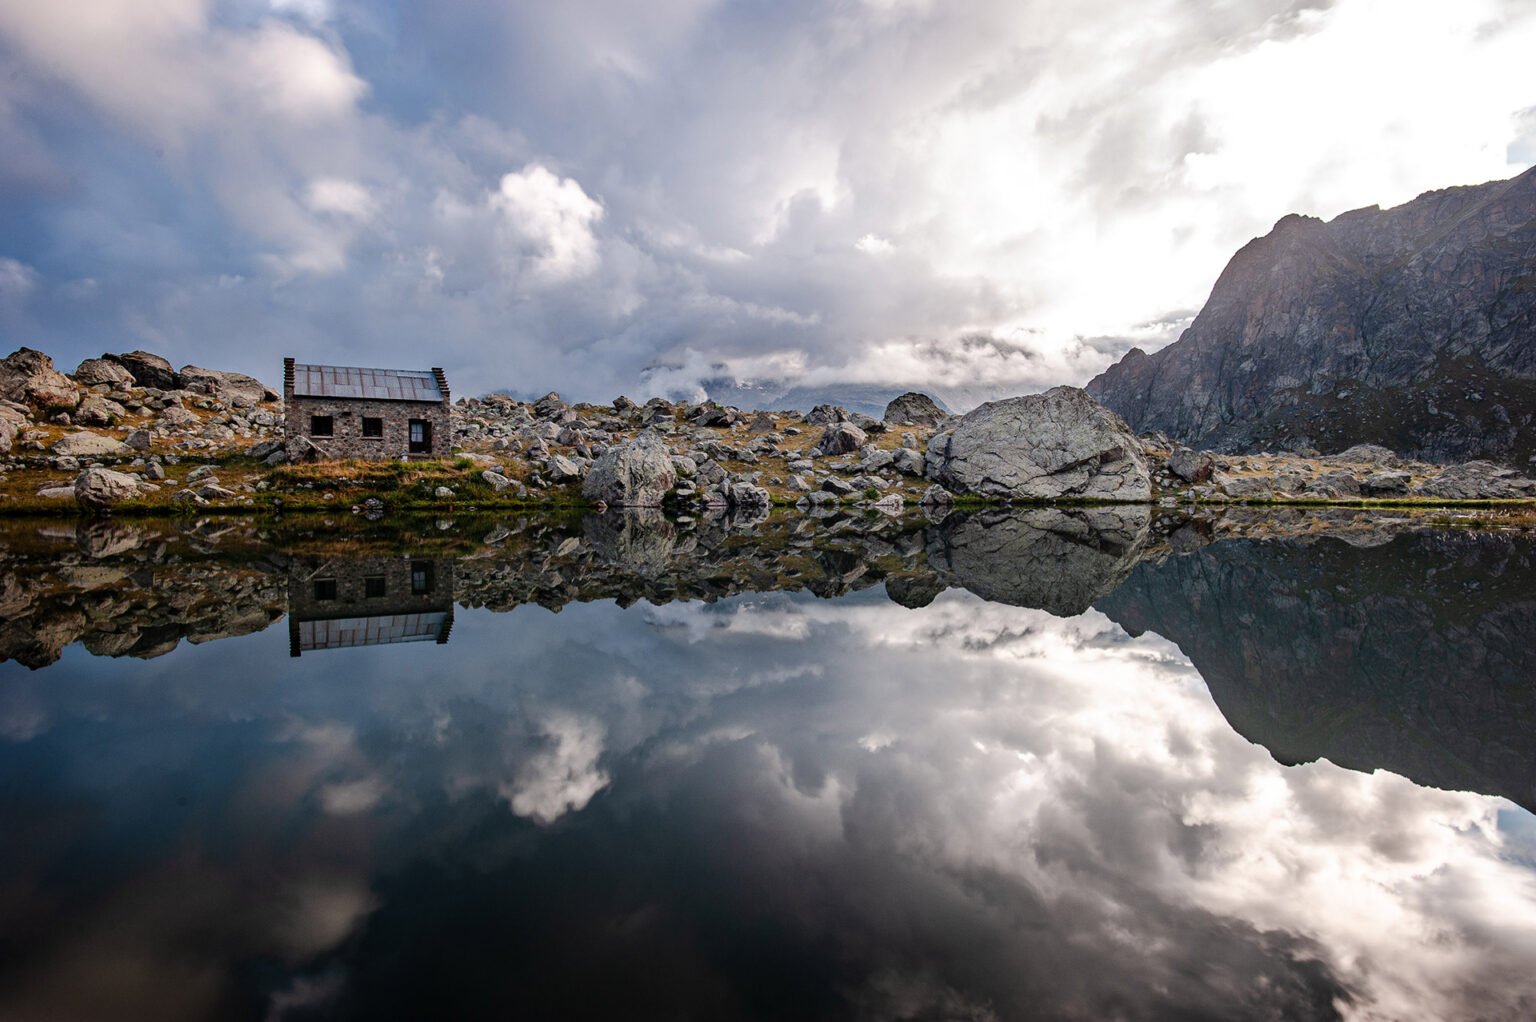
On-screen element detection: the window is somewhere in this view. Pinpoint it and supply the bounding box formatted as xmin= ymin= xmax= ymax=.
xmin=364 ymin=575 xmax=386 ymax=598
xmin=408 ymin=419 xmax=432 ymax=454
xmin=362 ymin=417 xmax=383 ymax=438
xmin=410 ymin=560 xmax=434 ymax=595
xmin=314 ymin=578 xmax=337 ymax=601
xmin=310 ymin=414 xmax=334 ymax=437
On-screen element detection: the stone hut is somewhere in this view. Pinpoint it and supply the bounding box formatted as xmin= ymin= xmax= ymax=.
xmin=287 ymin=554 xmax=455 ymax=656
xmin=283 ymin=358 xmax=451 ymax=460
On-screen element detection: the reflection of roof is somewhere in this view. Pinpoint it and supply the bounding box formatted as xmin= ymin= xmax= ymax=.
xmin=298 ymin=612 xmax=451 ymax=651
xmin=291 ymin=364 xmax=443 ymax=402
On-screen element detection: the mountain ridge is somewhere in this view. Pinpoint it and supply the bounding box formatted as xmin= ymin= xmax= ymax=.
xmin=1086 ymin=165 xmax=1536 ymax=466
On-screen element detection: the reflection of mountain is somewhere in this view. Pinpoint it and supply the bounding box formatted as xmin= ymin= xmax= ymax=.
xmin=1095 ymin=532 xmax=1536 ymax=811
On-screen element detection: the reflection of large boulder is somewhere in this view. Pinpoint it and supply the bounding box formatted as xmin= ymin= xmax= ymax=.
xmin=928 ymin=506 xmax=1151 ymax=616
xmin=1095 ymin=531 xmax=1536 ymax=811
xmin=925 ymin=387 xmax=1150 ymax=501
xmin=582 ymin=510 xmax=679 ymax=578
xmin=0 ymin=347 xmax=79 ymax=411
xmin=583 ymin=431 xmax=676 ymax=507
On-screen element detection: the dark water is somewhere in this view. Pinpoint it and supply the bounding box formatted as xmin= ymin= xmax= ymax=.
xmin=1 ymin=509 xmax=1534 ymax=1021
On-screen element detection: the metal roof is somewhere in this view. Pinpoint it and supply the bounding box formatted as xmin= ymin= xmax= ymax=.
xmin=298 ymin=612 xmax=451 ymax=651
xmin=291 ymin=363 xmax=443 ymax=402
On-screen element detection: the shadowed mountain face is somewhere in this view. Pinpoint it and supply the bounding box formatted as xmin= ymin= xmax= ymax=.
xmin=1086 ymin=166 xmax=1536 ymax=466
xmin=1095 ymin=531 xmax=1536 ymax=812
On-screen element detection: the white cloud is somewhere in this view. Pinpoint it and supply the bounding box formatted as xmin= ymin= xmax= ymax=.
xmin=503 ymin=712 xmax=611 ymax=824
xmin=0 ymin=256 xmax=38 ymax=311
xmin=855 ymin=233 xmax=893 ymax=254
xmin=305 ymin=178 xmax=375 ymax=219
xmin=489 ymin=164 xmax=605 ymax=282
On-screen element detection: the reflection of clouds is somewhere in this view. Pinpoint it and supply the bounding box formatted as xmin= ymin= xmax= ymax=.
xmin=2 ymin=587 xmax=1534 ymax=1018
xmin=624 ymin=592 xmax=1536 ymax=1019
xmin=503 ymin=711 xmax=611 ymax=825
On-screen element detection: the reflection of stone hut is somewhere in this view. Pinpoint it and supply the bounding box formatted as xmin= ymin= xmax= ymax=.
xmin=283 ymin=358 xmax=451 ymax=461
xmin=287 ymin=555 xmax=455 ymax=656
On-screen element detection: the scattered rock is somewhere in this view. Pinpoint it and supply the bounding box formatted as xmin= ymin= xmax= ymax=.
xmin=0 ymin=347 xmax=79 ymax=411
xmin=1330 ymin=444 xmax=1402 ymax=468
xmin=1168 ymin=447 xmax=1215 ymax=484
xmin=74 ymin=467 xmax=142 ymax=509
xmin=157 ymin=405 xmax=199 ymax=428
xmin=179 ymin=366 xmax=271 ymax=407
xmin=104 ymin=350 xmax=180 ymax=390
xmin=1413 ymin=461 xmax=1536 ymax=499
xmin=815 ymin=421 xmax=868 ymax=456
xmin=883 ymin=392 xmax=947 ymax=425
xmin=1214 ymin=473 xmax=1272 ymax=499
xmin=804 ymin=404 xmax=849 ymax=425
xmin=51 ymin=432 xmax=131 ymax=458
xmin=72 ymin=357 xmax=136 ymax=388
xmin=1360 ymin=470 xmax=1411 ymax=497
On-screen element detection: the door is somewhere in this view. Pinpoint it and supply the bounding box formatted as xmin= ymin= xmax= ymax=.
xmin=408 ymin=419 xmax=432 ymax=454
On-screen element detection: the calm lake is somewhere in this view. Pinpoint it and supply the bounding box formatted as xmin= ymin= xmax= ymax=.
xmin=1 ymin=508 xmax=1533 ymax=1021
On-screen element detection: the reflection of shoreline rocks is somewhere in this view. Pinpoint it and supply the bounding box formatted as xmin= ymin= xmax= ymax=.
xmin=0 ymin=520 xmax=285 ymax=668
xmin=5 ymin=511 xmax=1535 ymax=816
xmin=1 ymin=506 xmax=1516 ymax=670
xmin=1096 ymin=531 xmax=1536 ymax=812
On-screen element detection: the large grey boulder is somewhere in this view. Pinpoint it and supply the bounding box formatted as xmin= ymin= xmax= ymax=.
xmin=882 ymin=391 xmax=947 ymax=425
xmin=74 ymin=467 xmax=142 ymax=509
xmin=51 ymin=432 xmax=132 ymax=457
xmin=179 ymin=365 xmax=272 ymax=407
xmin=582 ymin=431 xmax=677 ymax=506
xmin=0 ymin=348 xmax=79 ymax=411
xmin=814 ymin=421 xmax=867 ymax=455
xmin=104 ymin=350 xmax=179 ymax=390
xmin=1168 ymin=447 xmax=1215 ymax=483
xmin=924 ymin=387 xmax=1151 ymax=501
xmin=73 ymin=357 xmax=137 ymax=388
xmin=803 ymin=404 xmax=849 ymax=425
xmin=1412 ymin=461 xmax=1536 ymax=499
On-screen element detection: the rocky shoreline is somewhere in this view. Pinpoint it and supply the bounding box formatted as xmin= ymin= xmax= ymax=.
xmin=3 ymin=346 xmax=1534 ymax=516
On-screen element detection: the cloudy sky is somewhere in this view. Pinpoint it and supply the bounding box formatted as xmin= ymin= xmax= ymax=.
xmin=1 ymin=0 xmax=1534 ymax=403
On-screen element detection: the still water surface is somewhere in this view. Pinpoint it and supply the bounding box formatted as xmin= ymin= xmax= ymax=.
xmin=1 ymin=510 xmax=1533 ymax=1020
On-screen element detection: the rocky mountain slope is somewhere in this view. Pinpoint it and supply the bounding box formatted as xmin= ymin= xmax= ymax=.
xmin=1086 ymin=166 xmax=1536 ymax=467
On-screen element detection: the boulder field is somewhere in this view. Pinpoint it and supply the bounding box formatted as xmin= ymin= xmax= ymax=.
xmin=0 ymin=345 xmax=1533 ymax=513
